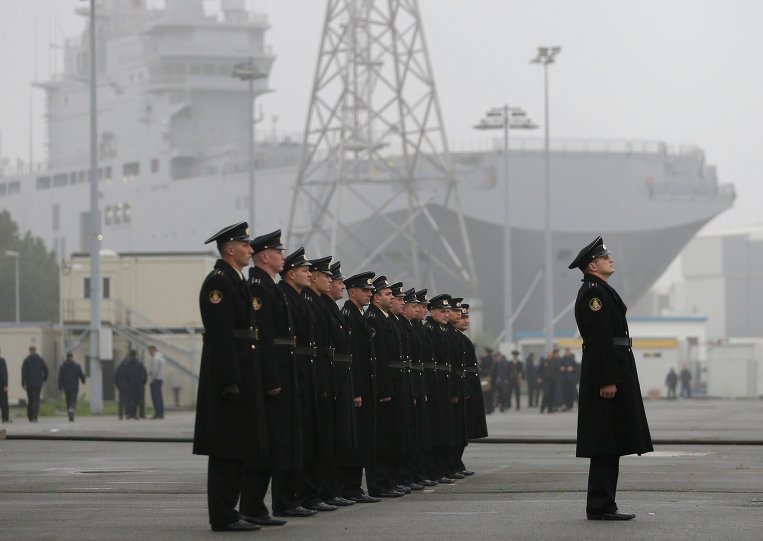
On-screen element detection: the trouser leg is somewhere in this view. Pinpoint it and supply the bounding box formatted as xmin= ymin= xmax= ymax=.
xmin=118 ymin=391 xmax=125 ymax=418
xmin=207 ymin=456 xmax=243 ymax=527
xmin=0 ymin=389 xmax=8 ymax=421
xmin=239 ymin=468 xmax=271 ymax=518
xmin=271 ymin=469 xmax=300 ymax=512
xmin=339 ymin=466 xmax=363 ymax=498
xmin=139 ymin=388 xmax=145 ymax=417
xmin=298 ymin=461 xmax=324 ymax=506
xmin=586 ymin=455 xmax=620 ymax=515
xmin=65 ymin=390 xmax=77 ymax=419
xmin=367 ymin=457 xmax=394 ymax=494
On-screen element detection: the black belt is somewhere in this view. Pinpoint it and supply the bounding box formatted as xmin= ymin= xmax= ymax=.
xmin=232 ymin=329 xmax=259 ymax=340
xmin=463 ymin=366 xmax=479 ymax=375
xmin=333 ymin=353 xmax=352 ymax=364
xmin=410 ymin=363 xmax=423 ymax=372
xmin=322 ymin=347 xmax=335 ymax=358
xmin=436 ymin=364 xmax=450 ymax=372
xmin=423 ymin=362 xmax=437 ymax=370
xmin=613 ymin=337 xmax=632 ymax=347
xmin=389 ymin=361 xmax=409 ymax=369
xmin=274 ymin=337 xmax=296 ymax=347
xmin=294 ymin=346 xmax=317 ymax=357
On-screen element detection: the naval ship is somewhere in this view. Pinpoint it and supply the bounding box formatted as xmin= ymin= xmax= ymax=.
xmin=0 ymin=0 xmax=734 ymax=337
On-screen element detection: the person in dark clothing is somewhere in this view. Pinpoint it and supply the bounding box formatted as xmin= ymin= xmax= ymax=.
xmin=114 ymin=356 xmax=129 ymax=419
xmin=275 ymin=248 xmax=322 ymax=518
xmin=569 ymin=236 xmax=652 ymax=521
xmin=561 ymin=348 xmax=579 ymax=410
xmin=538 ymin=352 xmax=557 ymax=414
xmin=456 ymin=304 xmax=488 ymax=454
xmin=340 ymin=271 xmax=382 ymax=504
xmin=123 ymin=350 xmax=147 ymax=420
xmin=679 ymin=365 xmax=692 ymax=399
xmin=21 ymin=346 xmax=48 ymax=422
xmin=0 ymin=348 xmax=9 ymax=423
xmin=525 ymin=353 xmax=539 ymax=408
xmin=58 ymin=353 xmax=86 ymax=421
xmin=493 ymin=352 xmax=511 ymax=412
xmin=192 ymin=222 xmax=265 ymax=532
xmin=365 ymin=276 xmax=411 ymax=497
xmin=665 ymin=368 xmax=678 ymax=400
xmin=240 ymin=230 xmax=300 ymax=526
xmin=507 ymin=351 xmax=524 ymax=411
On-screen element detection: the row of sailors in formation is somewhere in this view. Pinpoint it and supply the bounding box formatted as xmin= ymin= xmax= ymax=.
xmin=193 ymin=222 xmax=488 ymax=531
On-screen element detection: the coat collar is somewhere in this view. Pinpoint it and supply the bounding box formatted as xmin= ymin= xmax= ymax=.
xmin=582 ymin=273 xmax=627 ymax=314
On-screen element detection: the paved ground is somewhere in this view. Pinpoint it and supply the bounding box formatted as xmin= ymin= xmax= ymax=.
xmin=1 ymin=400 xmax=761 ymax=540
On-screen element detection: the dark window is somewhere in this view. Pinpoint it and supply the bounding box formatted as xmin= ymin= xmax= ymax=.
xmin=84 ymin=277 xmax=111 ymax=299
xmin=36 ymin=176 xmax=51 ymax=190
xmin=69 ymin=172 xmax=77 ymax=185
xmin=123 ymin=161 xmax=140 ymax=181
xmin=8 ymin=181 xmax=20 ymax=194
xmin=151 ymin=158 xmax=159 ymax=173
xmin=53 ymin=173 xmax=68 ymax=187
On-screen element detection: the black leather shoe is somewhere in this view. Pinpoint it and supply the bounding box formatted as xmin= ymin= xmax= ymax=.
xmin=438 ymin=477 xmax=456 ymax=484
xmin=450 ymin=472 xmax=465 ymax=479
xmin=371 ymin=490 xmax=405 ymax=498
xmin=408 ymin=483 xmax=424 ymax=491
xmin=348 ymin=494 xmax=381 ymax=503
xmin=241 ymin=514 xmax=287 ymax=526
xmin=324 ymin=496 xmax=355 ymax=506
xmin=395 ymin=485 xmax=412 ymax=494
xmin=418 ymin=479 xmax=438 ymax=487
xmin=211 ymin=519 xmax=261 ymax=532
xmin=307 ymin=501 xmax=339 ymax=512
xmin=273 ymin=506 xmax=317 ymax=517
xmin=461 ymin=470 xmax=475 ymax=476
xmin=587 ymin=512 xmax=636 ymax=521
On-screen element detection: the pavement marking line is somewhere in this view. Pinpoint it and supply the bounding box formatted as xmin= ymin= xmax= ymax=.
xmin=426 ymin=511 xmax=499 ymax=515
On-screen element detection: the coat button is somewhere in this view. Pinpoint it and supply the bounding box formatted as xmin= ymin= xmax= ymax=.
xmin=251 ymin=345 xmax=256 ymax=350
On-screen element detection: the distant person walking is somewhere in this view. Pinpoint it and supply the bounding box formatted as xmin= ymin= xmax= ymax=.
xmin=0 ymin=347 xmax=9 ymax=423
xmin=148 ymin=346 xmax=166 ymax=419
xmin=21 ymin=346 xmax=48 ymax=422
xmin=58 ymin=353 xmax=86 ymax=421
xmin=114 ymin=355 xmax=129 ymax=419
xmin=538 ymin=353 xmax=556 ymax=414
xmin=507 ymin=351 xmax=524 ymax=411
xmin=123 ymin=350 xmax=147 ymax=419
xmin=665 ymin=368 xmax=678 ymax=400
xmin=679 ymin=365 xmax=692 ymax=399
xmin=493 ymin=352 xmax=511 ymax=412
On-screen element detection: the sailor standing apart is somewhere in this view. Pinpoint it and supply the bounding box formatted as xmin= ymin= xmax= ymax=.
xmin=569 ymin=236 xmax=653 ymax=521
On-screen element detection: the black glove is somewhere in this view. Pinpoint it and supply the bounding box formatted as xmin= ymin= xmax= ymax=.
xmin=222 ymin=383 xmax=240 ymax=401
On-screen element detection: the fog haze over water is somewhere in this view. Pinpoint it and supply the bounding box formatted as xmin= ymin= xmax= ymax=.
xmin=1 ymin=0 xmax=761 ymax=262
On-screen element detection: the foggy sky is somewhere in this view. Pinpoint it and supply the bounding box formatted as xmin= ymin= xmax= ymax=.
xmin=2 ymin=0 xmax=762 ymax=262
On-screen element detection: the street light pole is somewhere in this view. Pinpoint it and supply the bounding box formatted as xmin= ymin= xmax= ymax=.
xmin=4 ymin=250 xmax=20 ymax=323
xmin=233 ymin=58 xmax=267 ymax=232
xmin=88 ymin=0 xmax=103 ymax=413
xmin=531 ymin=46 xmax=561 ymax=356
xmin=475 ymin=106 xmax=537 ymax=347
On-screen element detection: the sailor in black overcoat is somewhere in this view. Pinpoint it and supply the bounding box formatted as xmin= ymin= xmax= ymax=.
xmin=322 ymin=262 xmax=360 ymax=506
xmin=192 ymin=222 xmax=264 ymax=532
xmin=423 ymin=294 xmax=457 ymax=483
xmin=569 ymin=236 xmax=653 ymax=521
xmin=365 ymin=276 xmax=410 ymax=497
xmin=445 ymin=298 xmax=468 ymax=478
xmin=239 ymin=230 xmax=301 ymax=524
xmin=275 ymin=248 xmax=325 ymax=517
xmin=456 ymin=304 xmax=488 ymax=447
xmin=339 ymin=272 xmax=381 ymax=503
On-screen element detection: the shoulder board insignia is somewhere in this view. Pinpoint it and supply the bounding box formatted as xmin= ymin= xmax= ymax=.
xmin=209 ymin=290 xmax=223 ymax=304
xmin=254 ymin=278 xmax=262 ymax=284
xmin=589 ymin=297 xmax=602 ymax=311
xmin=213 ymin=269 xmax=224 ymax=277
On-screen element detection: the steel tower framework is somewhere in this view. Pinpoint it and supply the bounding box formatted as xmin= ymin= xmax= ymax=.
xmin=286 ymin=0 xmax=478 ymax=294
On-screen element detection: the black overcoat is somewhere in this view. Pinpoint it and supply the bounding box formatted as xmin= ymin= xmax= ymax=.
xmin=303 ymin=288 xmax=335 ymax=459
xmin=321 ymin=295 xmax=358 ymax=457
xmin=458 ymin=332 xmax=488 ymax=439
xmin=0 ymin=356 xmax=8 ymax=389
xmin=278 ymin=281 xmax=319 ymax=462
xmin=424 ymin=317 xmax=454 ymax=448
xmin=401 ymin=317 xmax=431 ymax=453
xmin=58 ymin=359 xmax=86 ymax=393
xmin=366 ymin=304 xmax=409 ymax=457
xmin=445 ymin=324 xmax=468 ymax=448
xmin=193 ymin=259 xmax=266 ymax=460
xmin=21 ymin=354 xmax=48 ymax=390
xmin=574 ymin=273 xmax=653 ymax=457
xmin=341 ymin=300 xmax=376 ymax=466
xmin=248 ymin=266 xmax=302 ymax=470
